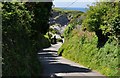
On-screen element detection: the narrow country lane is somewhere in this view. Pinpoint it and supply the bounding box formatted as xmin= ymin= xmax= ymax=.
xmin=38 ymin=42 xmax=106 ymax=78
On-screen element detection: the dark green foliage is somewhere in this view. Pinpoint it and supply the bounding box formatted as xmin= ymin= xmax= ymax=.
xmin=2 ymin=2 xmax=52 ymax=76
xmin=111 ymin=15 xmax=120 ymax=36
xmin=111 ymin=15 xmax=120 ymax=44
xmin=25 ymin=2 xmax=52 ymax=34
xmin=82 ymin=2 xmax=120 ymax=47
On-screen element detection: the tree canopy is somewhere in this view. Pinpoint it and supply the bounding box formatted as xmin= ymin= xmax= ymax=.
xmin=82 ymin=2 xmax=120 ymax=47
xmin=2 ymin=2 xmax=52 ymax=76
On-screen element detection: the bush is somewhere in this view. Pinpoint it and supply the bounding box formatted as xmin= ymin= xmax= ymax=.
xmin=82 ymin=2 xmax=120 ymax=47
xmin=2 ymin=2 xmax=52 ymax=76
xmin=58 ymin=29 xmax=119 ymax=76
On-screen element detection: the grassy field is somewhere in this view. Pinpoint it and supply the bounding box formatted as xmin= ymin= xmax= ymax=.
xmin=53 ymin=7 xmax=83 ymax=14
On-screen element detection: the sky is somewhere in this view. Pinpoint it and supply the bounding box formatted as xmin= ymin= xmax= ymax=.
xmin=53 ymin=0 xmax=98 ymax=8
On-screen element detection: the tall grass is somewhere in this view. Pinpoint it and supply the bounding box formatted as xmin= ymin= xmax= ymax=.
xmin=58 ymin=29 xmax=119 ymax=76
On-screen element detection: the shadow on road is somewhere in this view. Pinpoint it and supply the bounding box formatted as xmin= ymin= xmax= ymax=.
xmin=49 ymin=63 xmax=91 ymax=73
xmin=38 ymin=49 xmax=93 ymax=78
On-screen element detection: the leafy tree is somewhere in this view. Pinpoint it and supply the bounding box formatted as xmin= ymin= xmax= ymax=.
xmin=82 ymin=2 xmax=120 ymax=47
xmin=25 ymin=2 xmax=52 ymax=35
xmin=111 ymin=14 xmax=120 ymax=44
xmin=2 ymin=2 xmax=52 ymax=76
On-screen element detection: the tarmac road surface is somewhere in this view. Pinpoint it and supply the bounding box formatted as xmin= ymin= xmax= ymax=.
xmin=38 ymin=42 xmax=106 ymax=78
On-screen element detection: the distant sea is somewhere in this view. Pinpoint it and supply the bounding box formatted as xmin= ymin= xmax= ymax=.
xmin=57 ymin=7 xmax=88 ymax=12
